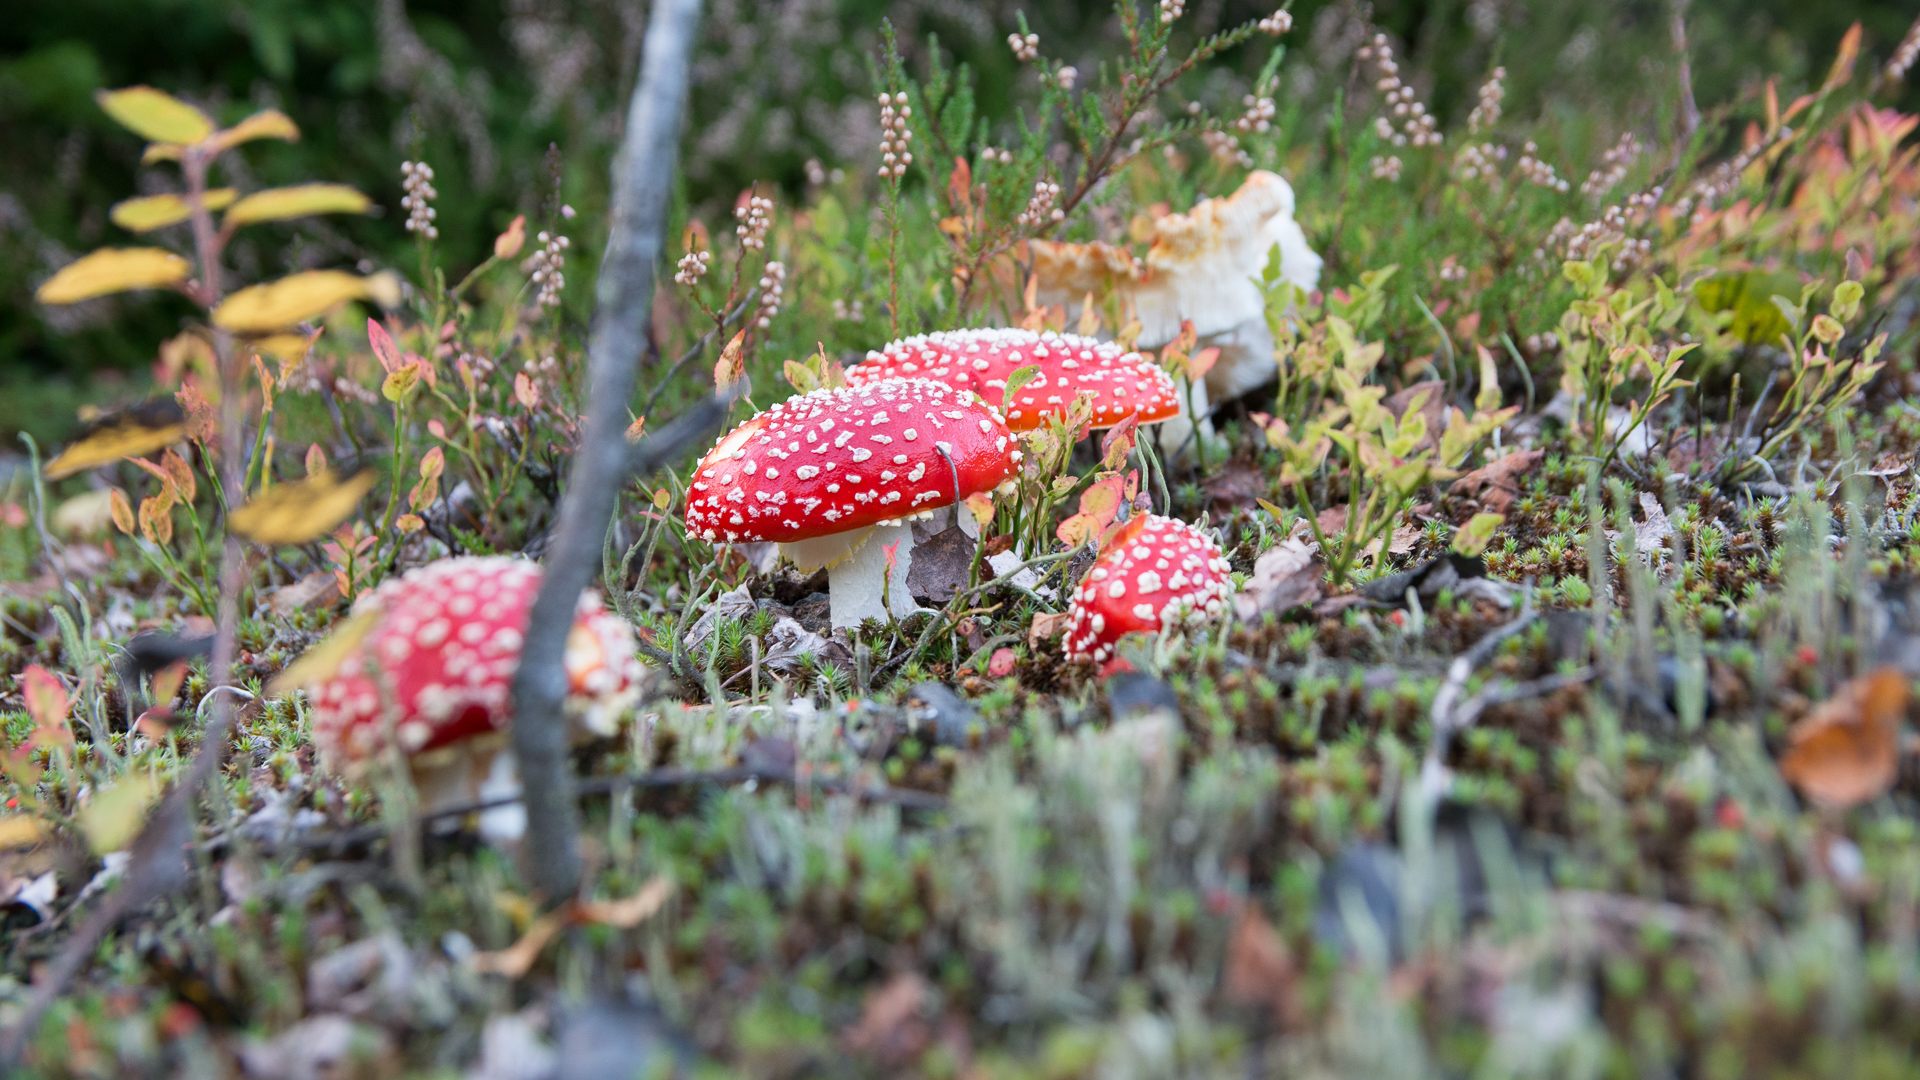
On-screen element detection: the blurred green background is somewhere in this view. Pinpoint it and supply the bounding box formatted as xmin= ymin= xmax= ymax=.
xmin=3 ymin=0 xmax=1915 ymax=446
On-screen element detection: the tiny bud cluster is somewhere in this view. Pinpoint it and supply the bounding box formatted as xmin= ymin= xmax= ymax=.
xmin=1257 ymin=9 xmax=1293 ymax=34
xmin=1516 ymin=142 xmax=1571 ymax=193
xmin=1454 ymin=141 xmax=1508 ymax=181
xmin=831 ymin=298 xmax=865 ymax=322
xmin=400 ymin=160 xmax=439 ymax=240
xmin=1357 ymin=33 xmax=1441 ymax=148
xmin=1467 ymin=67 xmax=1505 ymax=134
xmin=804 ymin=158 xmax=828 ymax=186
xmin=1016 ymin=181 xmax=1065 ymax=228
xmin=754 ymin=261 xmax=787 ymax=329
xmin=1008 ymin=32 xmax=1039 ymax=61
xmin=674 ymin=249 xmax=711 ymax=287
xmin=1437 ymin=256 xmax=1467 ymax=283
xmin=1581 ymin=132 xmax=1644 ymax=199
xmin=1202 ymin=129 xmax=1252 ymax=168
xmin=1052 ymin=65 xmax=1078 ymax=91
xmin=1158 ymin=0 xmax=1185 ymax=23
xmin=735 ymin=195 xmax=774 ymax=250
xmin=529 ymin=229 xmax=570 ymax=311
xmin=982 ymin=147 xmax=1015 ymax=166
xmin=1370 ymin=154 xmax=1403 ymax=181
xmin=877 ymin=93 xmax=914 ymax=179
xmin=1673 ymin=133 xmax=1783 ymax=220
xmin=1523 ymin=332 xmax=1562 ymax=355
xmin=1889 ymin=15 xmax=1920 ymax=82
xmin=1235 ymin=94 xmax=1276 ymax=134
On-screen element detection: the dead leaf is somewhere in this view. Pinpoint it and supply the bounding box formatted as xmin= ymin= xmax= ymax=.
xmin=842 ymin=972 xmax=932 ymax=1064
xmin=1221 ymin=903 xmax=1300 ymax=1028
xmin=1389 ymin=524 xmax=1421 ymax=556
xmin=1779 ymin=667 xmax=1908 ymax=810
xmin=470 ymin=910 xmax=566 ymax=979
xmin=1447 ymin=449 xmax=1542 ymax=514
xmin=228 ymin=467 xmax=377 ymax=546
xmin=269 ymin=571 xmax=343 ymax=616
xmin=1029 ymin=611 xmax=1072 ymax=648
xmin=577 ymin=875 xmax=674 ymax=928
xmin=1635 ymin=492 xmax=1674 ymax=560
xmin=0 ymin=815 xmax=47 ymax=850
xmin=905 ymin=524 xmax=977 ymax=604
xmin=1384 ymin=380 xmax=1446 ymax=449
xmin=1233 ymin=539 xmax=1322 ymax=622
xmin=1316 ymin=504 xmax=1348 ymax=537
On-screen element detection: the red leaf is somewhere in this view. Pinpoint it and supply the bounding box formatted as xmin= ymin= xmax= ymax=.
xmin=367 ymin=318 xmax=404 ymax=374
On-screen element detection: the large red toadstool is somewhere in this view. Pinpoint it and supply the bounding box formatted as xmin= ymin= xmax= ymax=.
xmin=299 ymin=556 xmax=641 ymax=820
xmin=1064 ymin=515 xmax=1235 ymax=663
xmin=684 ymin=378 xmax=1021 ymax=627
xmin=847 ymin=329 xmax=1181 ymax=433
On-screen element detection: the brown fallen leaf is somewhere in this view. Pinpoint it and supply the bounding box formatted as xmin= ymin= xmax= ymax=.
xmin=1779 ymin=667 xmax=1909 ymax=810
xmin=1447 ymin=449 xmax=1543 ymax=514
xmin=268 ymin=571 xmax=342 ymax=616
xmin=1221 ymin=903 xmax=1300 ymax=1029
xmin=1317 ymin=504 xmax=1348 ymax=537
xmin=469 ymin=910 xmax=565 ymax=979
xmin=1029 ymin=610 xmax=1072 ymax=648
xmin=576 ymin=875 xmax=674 ymax=928
xmin=841 ymin=972 xmax=932 ymax=1064
xmin=1233 ymin=539 xmax=1322 ymax=622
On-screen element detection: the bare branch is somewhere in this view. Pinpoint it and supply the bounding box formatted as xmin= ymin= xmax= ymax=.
xmin=510 ymin=0 xmax=705 ymax=902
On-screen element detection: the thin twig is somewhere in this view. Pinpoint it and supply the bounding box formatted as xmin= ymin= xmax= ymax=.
xmin=638 ymin=288 xmax=760 ymax=419
xmin=511 ymin=0 xmax=706 ymax=904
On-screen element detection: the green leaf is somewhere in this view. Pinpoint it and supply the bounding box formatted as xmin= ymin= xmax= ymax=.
xmin=1453 ymin=513 xmax=1505 ymax=556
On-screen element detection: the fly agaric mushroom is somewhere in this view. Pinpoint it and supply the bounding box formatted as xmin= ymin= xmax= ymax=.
xmin=300 ymin=556 xmax=641 ymax=819
xmin=1064 ymin=515 xmax=1234 ymax=663
xmin=847 ymin=329 xmax=1181 ymax=433
xmin=684 ymin=378 xmax=1020 ymax=628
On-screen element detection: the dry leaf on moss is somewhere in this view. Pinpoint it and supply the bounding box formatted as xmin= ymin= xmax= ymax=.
xmin=1779 ymin=667 xmax=1908 ymax=810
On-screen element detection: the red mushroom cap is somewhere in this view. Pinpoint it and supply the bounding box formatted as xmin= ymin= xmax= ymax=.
xmin=1065 ymin=515 xmax=1234 ymax=663
xmin=684 ymin=378 xmax=1021 ymax=545
xmin=848 ymin=329 xmax=1181 ymax=432
xmin=307 ymin=556 xmax=641 ymax=768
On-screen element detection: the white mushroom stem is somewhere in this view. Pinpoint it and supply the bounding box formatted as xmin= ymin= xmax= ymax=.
xmin=827 ymin=521 xmax=922 ymax=628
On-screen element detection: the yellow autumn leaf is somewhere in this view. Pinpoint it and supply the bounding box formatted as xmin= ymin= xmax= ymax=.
xmin=96 ymin=86 xmax=213 ymax=146
xmin=35 ymin=247 xmax=191 ymax=304
xmin=224 ymin=183 xmax=373 ymax=228
xmin=228 ymin=467 xmax=377 ymax=545
xmin=267 ymin=609 xmax=379 ymax=696
xmin=110 ymin=189 xmax=237 ymax=233
xmin=79 ymin=770 xmax=163 ymax=855
xmin=44 ymin=399 xmax=189 ymax=479
xmin=210 ymin=108 xmax=300 ymax=154
xmin=254 ymin=331 xmax=318 ymax=366
xmin=211 ymin=270 xmax=372 ymax=333
xmin=0 ymin=814 xmax=46 ymax=850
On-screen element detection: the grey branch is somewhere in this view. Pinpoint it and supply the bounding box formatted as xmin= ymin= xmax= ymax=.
xmin=510 ymin=0 xmax=705 ymax=902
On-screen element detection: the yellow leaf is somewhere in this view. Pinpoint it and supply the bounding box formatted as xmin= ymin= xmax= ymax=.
xmin=228 ymin=467 xmax=377 ymax=546
xmin=141 ymin=143 xmax=185 ymax=165
xmin=44 ymin=399 xmax=188 ymax=479
xmin=110 ymin=189 xmax=237 ymax=233
xmin=210 ymin=108 xmax=299 ymax=154
xmin=109 ymin=489 xmax=136 ymax=535
xmin=267 ymin=609 xmax=379 ymax=695
xmin=35 ymin=247 xmax=191 ymax=305
xmin=1452 ymin=513 xmax=1504 ymax=557
xmin=95 ymin=86 xmax=213 ymax=145
xmin=223 ymin=183 xmax=372 ymax=228
xmin=0 ymin=814 xmax=46 ymax=850
xmin=362 ymin=270 xmax=403 ymax=310
xmin=714 ymin=331 xmax=747 ymax=393
xmin=211 ymin=270 xmax=373 ymax=334
xmin=254 ymin=332 xmax=317 ymax=366
xmin=79 ymin=770 xmax=163 ymax=855
xmin=396 ymin=513 xmax=425 ymax=534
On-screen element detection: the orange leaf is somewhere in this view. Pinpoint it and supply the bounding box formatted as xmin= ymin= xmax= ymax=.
xmin=21 ymin=666 xmax=71 ymax=748
xmin=494 ymin=214 xmax=527 ymax=260
xmin=161 ymin=447 xmax=196 ymax=503
xmin=514 ymin=372 xmax=541 ymax=410
xmin=1779 ymin=667 xmax=1907 ymax=810
xmin=1055 ymin=474 xmax=1125 ymax=548
xmin=1822 ymin=22 xmax=1862 ymax=92
xmin=1100 ymin=413 xmax=1140 ymax=471
xmin=947 ymin=157 xmax=973 ymax=214
xmin=1189 ymin=346 xmax=1220 ymax=382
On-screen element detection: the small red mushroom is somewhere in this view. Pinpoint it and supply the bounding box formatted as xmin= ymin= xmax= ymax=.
xmin=684 ymin=378 xmax=1021 ymax=627
xmin=1064 ymin=515 xmax=1235 ymax=663
xmin=301 ymin=556 xmax=641 ymax=815
xmin=848 ymin=329 xmax=1181 ymax=432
